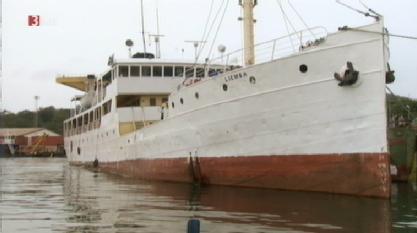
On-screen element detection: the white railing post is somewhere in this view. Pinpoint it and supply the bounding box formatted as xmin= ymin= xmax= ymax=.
xmin=271 ymin=40 xmax=277 ymax=61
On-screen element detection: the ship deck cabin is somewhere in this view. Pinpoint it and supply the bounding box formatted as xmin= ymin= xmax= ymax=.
xmin=62 ymin=59 xmax=238 ymax=138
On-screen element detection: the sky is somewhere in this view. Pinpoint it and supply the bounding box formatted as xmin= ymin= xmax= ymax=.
xmin=1 ymin=0 xmax=417 ymax=112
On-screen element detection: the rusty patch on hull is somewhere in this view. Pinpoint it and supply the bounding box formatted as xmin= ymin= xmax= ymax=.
xmin=71 ymin=153 xmax=391 ymax=198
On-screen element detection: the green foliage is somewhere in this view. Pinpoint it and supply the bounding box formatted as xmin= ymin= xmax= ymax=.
xmin=0 ymin=106 xmax=70 ymax=135
xmin=387 ymin=94 xmax=417 ymax=122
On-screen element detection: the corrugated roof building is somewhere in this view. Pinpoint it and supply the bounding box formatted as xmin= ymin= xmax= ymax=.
xmin=0 ymin=128 xmax=63 ymax=155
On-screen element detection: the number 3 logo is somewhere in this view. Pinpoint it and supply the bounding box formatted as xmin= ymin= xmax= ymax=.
xmin=28 ymin=15 xmax=40 ymax=26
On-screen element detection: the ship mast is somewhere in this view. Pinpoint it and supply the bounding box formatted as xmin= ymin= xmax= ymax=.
xmin=239 ymin=0 xmax=257 ymax=66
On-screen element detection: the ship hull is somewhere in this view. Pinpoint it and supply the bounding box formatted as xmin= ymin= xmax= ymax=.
xmin=74 ymin=152 xmax=390 ymax=198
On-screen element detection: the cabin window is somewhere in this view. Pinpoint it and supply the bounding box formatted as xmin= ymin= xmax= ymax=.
xmin=89 ymin=112 xmax=94 ymax=126
xmin=119 ymin=66 xmax=129 ymax=77
xmin=117 ymin=95 xmax=141 ymax=107
xmin=162 ymin=97 xmax=168 ymax=103
xmin=185 ymin=67 xmax=194 ymax=78
xmin=142 ymin=66 xmax=151 ymax=77
xmin=130 ymin=66 xmax=140 ymax=77
xmin=208 ymin=68 xmax=217 ymax=77
xmin=153 ymin=66 xmax=163 ymax=77
xmin=196 ymin=68 xmax=205 ymax=78
xmin=180 ymin=98 xmax=184 ymax=104
xmin=164 ymin=66 xmax=173 ymax=77
xmin=83 ymin=114 xmax=88 ymax=125
xmin=103 ymin=100 xmax=112 ymax=115
xmin=150 ymin=97 xmax=156 ymax=106
xmin=175 ymin=66 xmax=184 ymax=77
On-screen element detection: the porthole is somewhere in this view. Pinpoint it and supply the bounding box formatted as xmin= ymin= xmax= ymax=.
xmin=249 ymin=76 xmax=256 ymax=84
xmin=222 ymin=84 xmax=228 ymax=91
xmin=195 ymin=92 xmax=199 ymax=99
xmin=171 ymin=102 xmax=175 ymax=108
xmin=299 ymin=64 xmax=308 ymax=73
xmin=180 ymin=98 xmax=184 ymax=104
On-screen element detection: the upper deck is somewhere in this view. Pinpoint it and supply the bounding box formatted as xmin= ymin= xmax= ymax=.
xmin=58 ymin=58 xmax=235 ymax=137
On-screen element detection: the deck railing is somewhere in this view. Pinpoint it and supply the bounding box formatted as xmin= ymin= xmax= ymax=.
xmin=208 ymin=27 xmax=328 ymax=68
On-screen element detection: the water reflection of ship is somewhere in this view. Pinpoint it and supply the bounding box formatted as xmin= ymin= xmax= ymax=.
xmin=63 ymin=165 xmax=391 ymax=233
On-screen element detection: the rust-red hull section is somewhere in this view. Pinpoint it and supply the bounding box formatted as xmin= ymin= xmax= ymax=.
xmin=75 ymin=153 xmax=391 ymax=198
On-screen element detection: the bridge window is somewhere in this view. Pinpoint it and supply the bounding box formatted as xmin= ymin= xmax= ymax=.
xmin=117 ymin=95 xmax=141 ymax=107
xmin=175 ymin=66 xmax=184 ymax=77
xmin=130 ymin=66 xmax=140 ymax=77
xmin=153 ymin=66 xmax=162 ymax=77
xmin=196 ymin=68 xmax=205 ymax=78
xmin=119 ymin=66 xmax=129 ymax=77
xmin=164 ymin=66 xmax=173 ymax=77
xmin=142 ymin=66 xmax=151 ymax=77
xmin=185 ymin=67 xmax=194 ymax=78
xmin=208 ymin=68 xmax=217 ymax=77
xmin=150 ymin=98 xmax=156 ymax=106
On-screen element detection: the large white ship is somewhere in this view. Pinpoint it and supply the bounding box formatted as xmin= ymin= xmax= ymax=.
xmin=58 ymin=1 xmax=392 ymax=198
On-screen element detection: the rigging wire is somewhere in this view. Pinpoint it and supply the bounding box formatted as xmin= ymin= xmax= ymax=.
xmin=358 ymin=0 xmax=381 ymax=17
xmin=196 ymin=0 xmax=227 ymax=62
xmin=276 ymin=0 xmax=299 ymax=36
xmin=206 ymin=0 xmax=230 ymax=61
xmin=276 ymin=0 xmax=297 ymax=52
xmin=335 ymin=0 xmax=379 ymax=19
xmin=196 ymin=0 xmax=216 ymax=59
xmin=339 ymin=27 xmax=417 ymax=40
xmin=183 ymin=0 xmax=229 ymax=82
xmin=287 ymin=0 xmax=316 ymax=39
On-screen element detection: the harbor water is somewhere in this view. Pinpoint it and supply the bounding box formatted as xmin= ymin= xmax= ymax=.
xmin=0 ymin=157 xmax=416 ymax=233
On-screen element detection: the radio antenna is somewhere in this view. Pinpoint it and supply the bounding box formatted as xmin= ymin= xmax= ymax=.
xmin=140 ymin=0 xmax=147 ymax=53
xmin=149 ymin=4 xmax=164 ymax=58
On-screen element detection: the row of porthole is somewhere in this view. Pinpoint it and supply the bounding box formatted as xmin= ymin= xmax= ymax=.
xmin=171 ymin=76 xmax=257 ymax=109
